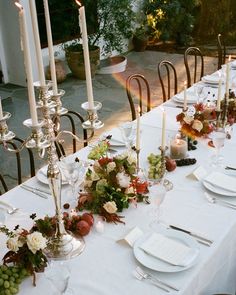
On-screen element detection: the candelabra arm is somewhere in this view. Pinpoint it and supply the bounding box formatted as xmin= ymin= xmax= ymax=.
xmin=55 ymin=129 xmax=95 ymax=145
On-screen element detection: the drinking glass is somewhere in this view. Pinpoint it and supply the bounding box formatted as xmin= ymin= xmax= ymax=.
xmin=148 ymin=183 xmax=167 ymax=230
xmin=59 ymin=157 xmax=86 ymax=206
xmin=44 ymin=261 xmax=74 ymax=295
xmin=211 ymin=129 xmax=226 ymax=167
xmin=119 ymin=121 xmax=135 ymax=151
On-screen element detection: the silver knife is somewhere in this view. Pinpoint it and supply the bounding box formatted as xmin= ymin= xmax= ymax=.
xmin=21 ymin=184 xmax=51 ymax=195
xmin=20 ymin=185 xmax=48 ymax=199
xmin=169 ymin=225 xmax=213 ymax=246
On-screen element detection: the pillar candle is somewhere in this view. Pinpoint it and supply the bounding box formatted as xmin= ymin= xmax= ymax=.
xmin=161 ymin=110 xmax=166 ymax=149
xmin=29 ymin=0 xmax=45 ymax=86
xmin=15 ymin=3 xmax=38 ymax=126
xmin=76 ymin=1 xmax=94 ymax=109
xmin=183 ymin=81 xmax=187 ymax=111
xmin=43 ymin=0 xmax=58 ymax=95
xmin=216 ymin=79 xmax=222 ymax=111
xmin=170 ymin=137 xmax=187 ymax=159
xmin=0 ymin=97 xmax=3 ymax=120
xmin=136 ymin=107 xmax=140 ymax=150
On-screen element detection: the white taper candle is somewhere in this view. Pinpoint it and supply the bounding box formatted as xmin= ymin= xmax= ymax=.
xmin=76 ymin=1 xmax=94 ymax=109
xmin=0 ymin=97 xmax=3 ymax=120
xmin=43 ymin=0 xmax=58 ymax=95
xmin=161 ymin=109 xmax=166 ymax=149
xmin=29 ymin=0 xmax=45 ymax=86
xmin=15 ymin=2 xmax=38 ymax=126
xmin=136 ymin=107 xmax=140 ymax=150
xmin=216 ymin=79 xmax=222 ymax=111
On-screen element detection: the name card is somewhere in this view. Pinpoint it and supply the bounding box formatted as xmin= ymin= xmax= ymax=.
xmin=117 ymin=226 xmax=143 ymax=247
xmin=186 ymin=166 xmax=207 ymax=181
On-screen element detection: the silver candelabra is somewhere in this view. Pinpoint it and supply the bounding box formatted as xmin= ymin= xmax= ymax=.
xmin=0 ymin=81 xmax=103 ymax=260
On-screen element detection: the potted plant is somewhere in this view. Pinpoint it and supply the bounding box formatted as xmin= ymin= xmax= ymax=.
xmin=63 ymin=0 xmax=135 ymax=79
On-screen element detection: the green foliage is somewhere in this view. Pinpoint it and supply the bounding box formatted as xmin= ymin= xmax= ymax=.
xmin=145 ymin=0 xmax=198 ymax=46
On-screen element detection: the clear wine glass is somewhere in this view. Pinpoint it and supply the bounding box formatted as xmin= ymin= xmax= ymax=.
xmin=119 ymin=121 xmax=135 ymax=151
xmin=44 ymin=261 xmax=74 ymax=295
xmin=211 ymin=129 xmax=226 ymax=167
xmin=58 ymin=157 xmax=86 ymax=206
xmin=148 ymin=182 xmax=167 ymax=230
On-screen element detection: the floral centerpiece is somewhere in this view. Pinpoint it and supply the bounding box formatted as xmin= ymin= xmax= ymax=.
xmin=0 ymin=224 xmax=47 ymax=287
xmin=176 ymin=104 xmax=215 ymax=138
xmin=77 ymin=140 xmax=148 ymax=223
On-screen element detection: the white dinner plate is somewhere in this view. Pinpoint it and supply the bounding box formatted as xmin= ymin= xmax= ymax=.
xmin=202 ymin=180 xmax=236 ymax=197
xmin=133 ymin=229 xmax=199 ymax=273
xmin=36 ymin=166 xmax=68 ymax=185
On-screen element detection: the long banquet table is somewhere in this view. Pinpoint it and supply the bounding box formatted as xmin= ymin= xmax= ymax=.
xmin=1 ymin=84 xmax=236 ymax=295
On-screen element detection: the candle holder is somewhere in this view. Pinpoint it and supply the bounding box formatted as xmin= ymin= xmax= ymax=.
xmin=158 ymin=146 xmax=173 ymax=191
xmin=81 ymin=101 xmax=104 ymax=129
xmin=0 ymin=112 xmax=16 ymax=142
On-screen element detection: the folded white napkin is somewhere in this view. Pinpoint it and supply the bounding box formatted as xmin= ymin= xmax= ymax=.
xmin=140 ymin=233 xmax=198 ymax=267
xmin=204 ymin=172 xmax=236 ymax=193
xmin=202 ymin=74 xmax=221 ymax=84
xmin=175 ymin=90 xmax=198 ymax=103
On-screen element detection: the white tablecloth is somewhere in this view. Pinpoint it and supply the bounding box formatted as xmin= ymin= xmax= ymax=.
xmin=1 ymin=109 xmax=236 ymax=294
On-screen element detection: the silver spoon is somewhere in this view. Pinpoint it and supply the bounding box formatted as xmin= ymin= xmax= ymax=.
xmin=204 ymin=192 xmax=236 ymax=209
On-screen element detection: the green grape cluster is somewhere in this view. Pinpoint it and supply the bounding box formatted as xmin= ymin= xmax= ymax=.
xmin=0 ymin=265 xmax=28 ymax=295
xmin=147 ymin=153 xmax=162 ymax=179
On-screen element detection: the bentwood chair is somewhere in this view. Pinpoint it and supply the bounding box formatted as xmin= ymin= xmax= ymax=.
xmin=126 ymin=74 xmax=151 ymax=121
xmin=157 ymin=60 xmax=178 ymax=102
xmin=217 ymin=33 xmax=226 ymax=70
xmin=0 ymin=137 xmax=36 ymax=189
xmin=53 ymin=110 xmax=88 ymax=158
xmin=0 ymin=173 xmax=8 ymax=195
xmin=184 ymin=47 xmax=204 ymax=87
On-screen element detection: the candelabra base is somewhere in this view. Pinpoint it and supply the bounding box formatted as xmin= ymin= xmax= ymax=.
xmin=44 ymin=232 xmax=85 ymax=261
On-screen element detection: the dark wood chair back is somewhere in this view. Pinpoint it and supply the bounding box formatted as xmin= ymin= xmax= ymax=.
xmin=53 ymin=111 xmax=88 ymax=158
xmin=126 ymin=74 xmax=151 ymax=121
xmin=157 ymin=60 xmax=178 ymax=102
xmin=184 ymin=47 xmax=204 ymax=87
xmin=0 ymin=173 xmax=8 ymax=195
xmin=217 ymin=33 xmax=226 ymax=70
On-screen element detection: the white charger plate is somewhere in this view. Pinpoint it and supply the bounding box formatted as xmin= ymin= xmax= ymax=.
xmin=202 ymin=180 xmax=236 ymax=197
xmin=36 ymin=166 xmax=68 ymax=185
xmin=133 ymin=229 xmax=199 ymax=273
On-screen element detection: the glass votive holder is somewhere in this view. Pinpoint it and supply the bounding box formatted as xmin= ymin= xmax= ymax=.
xmin=170 ymin=134 xmax=188 ymax=159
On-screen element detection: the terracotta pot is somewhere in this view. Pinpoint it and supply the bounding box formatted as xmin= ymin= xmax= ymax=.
xmin=66 ymin=46 xmax=100 ymax=80
xmin=46 ymin=59 xmax=67 ymax=83
xmin=132 ymin=36 xmax=148 ymax=52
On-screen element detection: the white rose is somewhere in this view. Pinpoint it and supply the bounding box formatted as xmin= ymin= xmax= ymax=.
xmin=93 ymin=161 xmax=101 ymax=173
xmin=115 ymin=153 xmax=126 ymax=161
xmin=7 ymin=237 xmax=22 ymax=252
xmin=27 ymin=232 xmax=47 ymax=254
xmin=183 ymin=115 xmax=194 ymax=125
xmin=116 ymin=171 xmax=131 ymax=188
xmin=103 ymin=201 xmax=117 ymax=214
xmin=107 ymin=162 xmax=116 ymax=173
xmin=90 ymin=171 xmax=100 ymax=181
xmin=192 ymin=119 xmax=203 ymax=132
xmin=84 ymin=179 xmax=93 ymax=188
xmin=127 ymin=153 xmax=137 ymax=165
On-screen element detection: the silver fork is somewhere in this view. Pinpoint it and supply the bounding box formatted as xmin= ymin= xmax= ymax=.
xmin=136 ymin=266 xmax=179 ymax=292
xmin=133 ymin=268 xmax=170 ymax=292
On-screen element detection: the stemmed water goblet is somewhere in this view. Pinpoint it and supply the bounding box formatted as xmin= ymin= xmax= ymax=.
xmin=119 ymin=121 xmax=135 ymax=151
xmin=44 ymin=261 xmax=74 ymax=295
xmin=58 ymin=157 xmax=86 ymax=207
xmin=210 ymin=128 xmax=226 ymax=167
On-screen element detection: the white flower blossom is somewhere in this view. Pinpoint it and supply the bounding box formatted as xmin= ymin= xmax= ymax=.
xmin=6 ymin=237 xmax=22 ymax=252
xmin=84 ymin=180 xmax=93 ymax=188
xmin=183 ymin=115 xmax=194 ymax=125
xmin=93 ymin=160 xmax=101 ymax=173
xmin=103 ymin=201 xmax=117 ymax=214
xmin=27 ymin=232 xmax=47 ymax=254
xmin=192 ymin=119 xmax=203 ymax=132
xmin=90 ymin=171 xmax=100 ymax=181
xmin=107 ymin=162 xmax=116 ymax=173
xmin=125 ymin=186 xmax=135 ymax=194
xmin=116 ymin=171 xmax=131 ymax=188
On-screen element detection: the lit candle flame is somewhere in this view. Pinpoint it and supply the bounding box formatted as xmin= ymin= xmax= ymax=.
xmin=15 ymin=2 xmax=23 ymax=10
xmin=229 ymin=55 xmax=231 ymax=62
xmin=137 ymin=106 xmax=141 ymax=115
xmin=75 ymin=0 xmax=82 ymax=7
xmin=184 ymin=81 xmax=187 ymax=87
